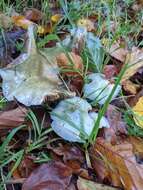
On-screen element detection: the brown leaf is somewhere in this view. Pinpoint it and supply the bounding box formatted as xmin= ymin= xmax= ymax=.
xmin=103 ymin=65 xmax=118 ymax=79
xmin=0 ymin=106 xmax=27 ymax=129
xmin=128 ymin=136 xmax=143 ymax=160
xmin=121 ymin=47 xmax=143 ymax=82
xmin=103 ymin=105 xmax=127 ymax=143
xmin=56 ymin=52 xmax=83 ymax=77
xmin=77 ymin=177 xmax=118 ymax=190
xmin=68 ymin=76 xmax=83 ymax=94
xmin=13 ymin=155 xmax=37 ymax=179
xmin=24 ymin=8 xmax=43 ymax=22
xmin=22 ymin=161 xmax=72 ymax=190
xmin=48 ymin=144 xmax=84 ymax=164
xmin=90 ymin=137 xmax=143 ymax=190
xmin=122 ymin=80 xmax=140 ymax=95
xmin=107 ymin=42 xmax=128 ymax=62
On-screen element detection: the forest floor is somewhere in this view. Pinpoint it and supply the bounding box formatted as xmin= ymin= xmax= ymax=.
xmin=1 ymin=1 xmax=143 ymax=190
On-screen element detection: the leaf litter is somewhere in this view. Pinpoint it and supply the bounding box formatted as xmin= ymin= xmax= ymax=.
xmin=1 ymin=1 xmax=143 ymax=190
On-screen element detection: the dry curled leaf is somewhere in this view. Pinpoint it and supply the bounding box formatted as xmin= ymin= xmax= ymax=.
xmin=22 ymin=161 xmax=72 ymax=190
xmin=0 ymin=106 xmax=27 ymax=129
xmin=90 ymin=137 xmax=143 ymax=190
xmin=56 ymin=52 xmax=83 ymax=76
xmin=0 ymin=25 xmax=74 ymax=106
xmin=122 ymin=80 xmax=140 ymax=95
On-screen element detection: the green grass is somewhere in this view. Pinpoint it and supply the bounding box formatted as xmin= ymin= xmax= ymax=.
xmin=0 ymin=110 xmax=54 ymax=187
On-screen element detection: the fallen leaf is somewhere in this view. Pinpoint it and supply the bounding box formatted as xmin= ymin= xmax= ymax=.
xmin=107 ymin=42 xmax=128 ymax=62
xmin=24 ymin=8 xmax=43 ymax=22
xmin=103 ymin=65 xmax=118 ymax=79
xmin=0 ymin=25 xmax=74 ymax=106
xmin=121 ymin=47 xmax=143 ymax=82
xmin=68 ymin=76 xmax=83 ymax=94
xmin=12 ymin=14 xmax=54 ymax=35
xmin=83 ymin=73 xmax=121 ymax=105
xmin=56 ymin=52 xmax=83 ymax=76
xmin=0 ymin=13 xmax=12 ymax=29
xmin=0 ymin=106 xmax=27 ymax=128
xmin=77 ymin=177 xmax=118 ymax=190
xmin=47 ymin=144 xmax=84 ymax=164
xmin=51 ymin=14 xmax=62 ymax=23
xmin=132 ymin=96 xmax=143 ymax=128
xmin=13 ymin=155 xmax=37 ymax=178
xmin=12 ymin=15 xmax=33 ymax=29
xmin=37 ymin=24 xmax=52 ymax=35
xmin=128 ymin=136 xmax=143 ymax=160
xmin=122 ymin=80 xmax=140 ymax=95
xmin=103 ymin=105 xmax=127 ymax=143
xmin=90 ymin=137 xmax=143 ymax=190
xmin=50 ymin=97 xmax=110 ymax=142
xmin=22 ymin=161 xmax=72 ymax=190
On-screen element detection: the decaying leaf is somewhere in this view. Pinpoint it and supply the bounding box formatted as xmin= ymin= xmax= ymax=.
xmin=0 ymin=106 xmax=27 ymax=128
xmin=56 ymin=52 xmax=83 ymax=76
xmin=77 ymin=177 xmax=118 ymax=190
xmin=47 ymin=144 xmax=84 ymax=164
xmin=107 ymin=42 xmax=128 ymax=62
xmin=121 ymin=47 xmax=143 ymax=82
xmin=22 ymin=161 xmax=72 ymax=190
xmin=103 ymin=65 xmax=118 ymax=79
xmin=13 ymin=155 xmax=37 ymax=178
xmin=122 ymin=80 xmax=140 ymax=95
xmin=132 ymin=96 xmax=143 ymax=128
xmin=24 ymin=8 xmax=43 ymax=22
xmin=83 ymin=73 xmax=121 ymax=105
xmin=50 ymin=97 xmax=110 ymax=143
xmin=90 ymin=137 xmax=143 ymax=190
xmin=0 ymin=25 xmax=74 ymax=106
xmin=12 ymin=15 xmax=33 ymax=29
xmin=103 ymin=104 xmax=127 ymax=143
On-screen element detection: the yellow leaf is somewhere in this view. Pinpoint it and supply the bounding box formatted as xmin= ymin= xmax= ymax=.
xmin=12 ymin=15 xmax=33 ymax=29
xmin=133 ymin=96 xmax=143 ymax=128
xmin=37 ymin=25 xmax=52 ymax=35
xmin=51 ymin=14 xmax=61 ymax=23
